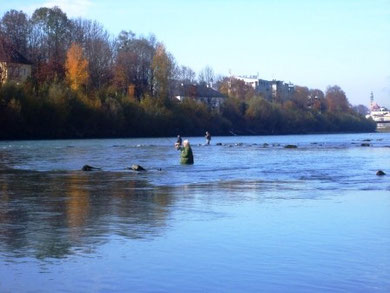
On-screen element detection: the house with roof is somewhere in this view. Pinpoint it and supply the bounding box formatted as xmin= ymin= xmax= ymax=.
xmin=174 ymin=84 xmax=227 ymax=110
xmin=0 ymin=38 xmax=32 ymax=84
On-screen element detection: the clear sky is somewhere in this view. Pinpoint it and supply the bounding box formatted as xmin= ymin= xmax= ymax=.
xmin=1 ymin=0 xmax=389 ymax=106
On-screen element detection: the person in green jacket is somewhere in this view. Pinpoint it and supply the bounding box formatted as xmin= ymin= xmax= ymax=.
xmin=175 ymin=139 xmax=194 ymax=165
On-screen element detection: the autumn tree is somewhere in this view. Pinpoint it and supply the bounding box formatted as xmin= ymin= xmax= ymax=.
xmin=71 ymin=19 xmax=113 ymax=90
xmin=114 ymin=31 xmax=156 ymax=97
xmin=0 ymin=65 xmax=3 ymax=86
xmin=0 ymin=36 xmax=5 ymax=85
xmin=113 ymin=31 xmax=137 ymax=95
xmin=309 ymin=89 xmax=327 ymax=112
xmin=151 ymin=43 xmax=174 ymax=99
xmin=219 ymin=77 xmax=255 ymax=100
xmin=291 ymin=86 xmax=309 ymax=109
xmin=325 ymin=85 xmax=350 ymax=113
xmin=65 ymin=43 xmax=89 ymax=91
xmin=114 ymin=49 xmax=137 ymax=94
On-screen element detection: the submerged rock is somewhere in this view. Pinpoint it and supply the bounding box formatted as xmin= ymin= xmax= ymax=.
xmin=284 ymin=144 xmax=298 ymax=149
xmin=82 ymin=165 xmax=101 ymax=171
xmin=376 ymin=170 xmax=386 ymax=176
xmin=131 ymin=164 xmax=146 ymax=171
xmin=361 ymin=143 xmax=370 ymax=147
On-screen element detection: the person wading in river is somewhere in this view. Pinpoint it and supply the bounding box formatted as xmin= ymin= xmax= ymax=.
xmin=176 ymin=135 xmax=182 ymax=146
xmin=205 ymin=131 xmax=211 ymax=145
xmin=175 ymin=139 xmax=194 ymax=165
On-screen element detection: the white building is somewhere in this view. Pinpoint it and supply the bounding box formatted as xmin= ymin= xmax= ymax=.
xmin=235 ymin=75 xmax=295 ymax=102
xmin=0 ymin=38 xmax=32 ymax=84
xmin=233 ymin=75 xmax=259 ymax=89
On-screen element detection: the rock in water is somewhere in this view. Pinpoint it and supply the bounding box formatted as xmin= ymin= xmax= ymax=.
xmin=284 ymin=144 xmax=298 ymax=149
xmin=376 ymin=170 xmax=386 ymax=176
xmin=216 ymin=143 xmax=222 ymax=146
xmin=361 ymin=143 xmax=370 ymax=147
xmin=82 ymin=165 xmax=101 ymax=171
xmin=82 ymin=165 xmax=92 ymax=171
xmin=131 ymin=164 xmax=146 ymax=171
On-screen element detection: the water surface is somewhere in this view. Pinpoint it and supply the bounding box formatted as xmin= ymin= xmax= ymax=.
xmin=0 ymin=133 xmax=389 ymax=292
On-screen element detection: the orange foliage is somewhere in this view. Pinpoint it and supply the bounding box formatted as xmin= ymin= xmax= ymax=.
xmin=128 ymin=84 xmax=136 ymax=98
xmin=65 ymin=43 xmax=89 ymax=91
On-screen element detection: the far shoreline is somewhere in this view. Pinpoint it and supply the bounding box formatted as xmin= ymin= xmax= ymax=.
xmin=0 ymin=130 xmax=381 ymax=143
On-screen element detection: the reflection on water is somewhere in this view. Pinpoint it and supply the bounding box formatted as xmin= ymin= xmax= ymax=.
xmin=0 ymin=133 xmax=389 ymax=292
xmin=0 ymin=171 xmax=175 ymax=260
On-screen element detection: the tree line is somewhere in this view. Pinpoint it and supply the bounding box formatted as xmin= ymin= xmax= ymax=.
xmin=0 ymin=7 xmax=375 ymax=139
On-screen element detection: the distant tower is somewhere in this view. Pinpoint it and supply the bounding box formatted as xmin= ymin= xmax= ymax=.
xmin=370 ymin=92 xmax=374 ymax=111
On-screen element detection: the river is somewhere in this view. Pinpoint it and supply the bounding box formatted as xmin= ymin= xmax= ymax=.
xmin=0 ymin=133 xmax=389 ymax=292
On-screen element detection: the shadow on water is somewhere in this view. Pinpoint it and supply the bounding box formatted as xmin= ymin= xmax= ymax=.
xmin=0 ymin=170 xmax=175 ymax=259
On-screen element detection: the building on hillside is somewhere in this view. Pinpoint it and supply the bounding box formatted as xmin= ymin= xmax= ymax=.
xmin=235 ymin=75 xmax=295 ymax=102
xmin=174 ymin=84 xmax=227 ymax=110
xmin=0 ymin=39 xmax=32 ymax=84
xmin=234 ymin=75 xmax=259 ymax=89
xmin=366 ymin=92 xmax=390 ymax=130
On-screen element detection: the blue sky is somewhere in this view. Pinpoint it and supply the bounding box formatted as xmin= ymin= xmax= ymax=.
xmin=1 ymin=0 xmax=389 ymax=106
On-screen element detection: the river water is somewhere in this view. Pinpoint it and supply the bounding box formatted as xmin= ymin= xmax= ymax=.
xmin=0 ymin=133 xmax=389 ymax=292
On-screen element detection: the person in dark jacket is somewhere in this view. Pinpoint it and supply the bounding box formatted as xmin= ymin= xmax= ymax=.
xmin=175 ymin=139 xmax=194 ymax=165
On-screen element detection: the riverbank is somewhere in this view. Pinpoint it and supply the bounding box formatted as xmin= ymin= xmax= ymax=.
xmin=0 ymin=82 xmax=376 ymax=140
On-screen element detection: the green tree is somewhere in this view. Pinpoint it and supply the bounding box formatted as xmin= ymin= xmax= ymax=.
xmin=31 ymin=6 xmax=71 ymax=80
xmin=0 ymin=10 xmax=30 ymax=57
xmin=246 ymin=97 xmax=281 ymax=133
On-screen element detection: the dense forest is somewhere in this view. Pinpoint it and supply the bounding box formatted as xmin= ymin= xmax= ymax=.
xmin=0 ymin=7 xmax=375 ymax=140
